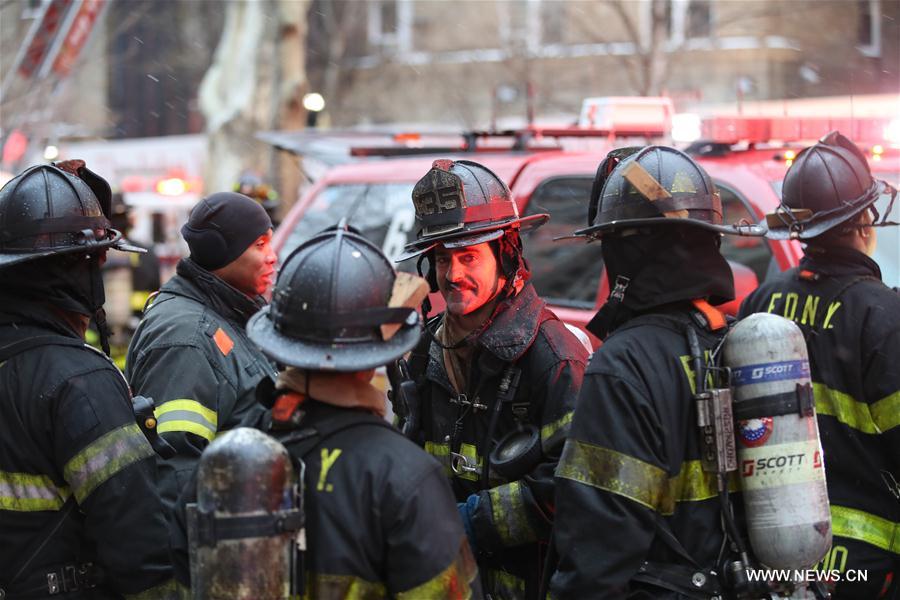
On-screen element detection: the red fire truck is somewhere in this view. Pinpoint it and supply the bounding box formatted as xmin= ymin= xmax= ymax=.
xmin=271 ymin=115 xmax=898 ymax=348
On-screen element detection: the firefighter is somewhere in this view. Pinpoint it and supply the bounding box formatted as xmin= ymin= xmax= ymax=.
xmin=548 ymin=146 xmax=760 ymax=598
xmin=125 ymin=191 xmax=278 ymax=511
xmin=234 ymin=170 xmax=280 ymax=224
xmin=396 ymin=159 xmax=588 ymax=599
xmin=170 ymin=223 xmax=482 ymax=598
xmin=0 ymin=163 xmax=176 ymax=598
xmin=86 ymin=193 xmax=161 ymax=369
xmin=739 ymin=131 xmax=899 ymax=599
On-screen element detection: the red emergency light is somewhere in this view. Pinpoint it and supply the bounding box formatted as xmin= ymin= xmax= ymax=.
xmin=702 ymin=116 xmax=893 ymax=146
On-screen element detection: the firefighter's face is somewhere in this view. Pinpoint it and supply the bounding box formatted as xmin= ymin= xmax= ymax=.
xmin=435 ymin=242 xmax=504 ymax=316
xmin=213 ymin=229 xmax=277 ymax=297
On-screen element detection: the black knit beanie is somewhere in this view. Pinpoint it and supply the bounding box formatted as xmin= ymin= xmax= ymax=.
xmin=181 ymin=192 xmax=272 ymax=271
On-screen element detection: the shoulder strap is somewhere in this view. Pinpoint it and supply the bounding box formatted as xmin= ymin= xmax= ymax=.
xmin=279 ymin=410 xmax=396 ymax=459
xmin=0 ymin=334 xmax=88 ymax=363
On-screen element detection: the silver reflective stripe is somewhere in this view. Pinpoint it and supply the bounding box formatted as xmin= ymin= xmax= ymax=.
xmin=0 ymin=471 xmax=71 ymax=511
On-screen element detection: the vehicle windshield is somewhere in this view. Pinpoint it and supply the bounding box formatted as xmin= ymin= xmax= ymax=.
xmin=771 ymin=177 xmax=899 ymax=288
xmin=279 ymin=183 xmax=417 ymax=270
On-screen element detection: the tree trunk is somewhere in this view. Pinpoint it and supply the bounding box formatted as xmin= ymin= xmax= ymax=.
xmin=199 ymin=0 xmax=309 ymax=212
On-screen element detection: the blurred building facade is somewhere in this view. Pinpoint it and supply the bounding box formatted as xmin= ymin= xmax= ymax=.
xmin=306 ymin=0 xmax=900 ymax=127
xmin=2 ymin=0 xmax=897 ymax=147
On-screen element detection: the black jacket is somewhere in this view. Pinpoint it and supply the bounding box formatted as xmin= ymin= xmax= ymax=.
xmin=171 ymin=401 xmax=481 ymax=599
xmin=125 ymin=259 xmax=276 ymax=510
xmin=409 ymin=284 xmax=588 ymax=599
xmin=0 ymin=300 xmax=176 ymax=599
xmin=739 ymin=247 xmax=900 ymax=599
xmin=550 ymin=303 xmax=734 ymax=599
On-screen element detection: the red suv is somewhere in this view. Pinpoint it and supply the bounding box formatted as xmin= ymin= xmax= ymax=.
xmin=272 ymin=128 xmax=898 ymax=347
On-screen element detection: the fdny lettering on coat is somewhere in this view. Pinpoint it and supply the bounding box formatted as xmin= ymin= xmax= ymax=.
xmin=764 ymin=292 xmax=841 ymax=329
xmin=317 ymin=448 xmax=342 ymax=492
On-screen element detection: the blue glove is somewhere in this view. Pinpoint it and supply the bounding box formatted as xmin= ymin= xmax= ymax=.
xmin=457 ymin=494 xmax=480 ymax=554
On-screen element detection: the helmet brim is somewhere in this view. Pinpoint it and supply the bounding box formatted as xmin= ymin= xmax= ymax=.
xmin=0 ymin=229 xmax=145 ymax=269
xmin=246 ymin=305 xmax=422 ymax=372
xmin=397 ymin=213 xmax=548 ymax=262
xmin=764 ymin=180 xmax=886 ymax=240
xmin=572 ymin=216 xmax=766 ymax=240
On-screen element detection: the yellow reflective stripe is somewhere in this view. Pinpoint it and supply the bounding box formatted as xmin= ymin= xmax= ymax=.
xmin=488 ymin=569 xmax=526 ymax=599
xmin=125 ymin=578 xmax=180 ymax=599
xmin=63 ymin=423 xmax=155 ymax=503
xmin=425 ymin=441 xmax=452 ymax=476
xmin=130 ymin=290 xmax=152 ymax=313
xmin=872 ymin=391 xmax=900 ymax=433
xmin=424 ymin=441 xmax=482 ymax=482
xmin=489 ymin=481 xmax=538 ymax=546
xmin=155 ymin=399 xmax=218 ymax=427
xmin=302 ymin=572 xmax=386 ymax=600
xmin=155 ymin=399 xmax=218 ymax=441
xmin=556 ymin=439 xmax=730 ymax=515
xmin=831 ymin=505 xmax=900 ymax=555
xmin=541 ymin=411 xmax=573 ymax=448
xmin=0 ymin=471 xmax=71 ymax=511
xmin=157 ymin=420 xmax=215 ymax=442
xmin=814 ymin=383 xmax=881 ymax=434
xmin=557 ymin=440 xmax=669 ymax=512
xmin=396 ymin=537 xmax=478 ymax=599
xmin=455 ymin=443 xmax=482 ymax=482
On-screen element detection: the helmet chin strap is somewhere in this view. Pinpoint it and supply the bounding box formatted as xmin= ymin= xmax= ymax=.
xmin=87 ymin=254 xmax=111 ymax=356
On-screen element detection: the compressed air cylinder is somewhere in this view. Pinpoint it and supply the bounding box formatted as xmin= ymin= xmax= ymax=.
xmin=188 ymin=428 xmax=298 ymax=599
xmin=723 ymin=313 xmax=831 ymax=569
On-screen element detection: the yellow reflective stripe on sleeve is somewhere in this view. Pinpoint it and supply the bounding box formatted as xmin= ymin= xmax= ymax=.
xmin=396 ymin=537 xmax=478 ymax=599
xmin=541 ymin=411 xmax=573 ymax=449
xmin=63 ymin=423 xmax=155 ymax=503
xmin=125 ymin=578 xmax=181 ymax=600
xmin=557 ymin=440 xmax=669 ymax=512
xmin=489 ymin=481 xmax=538 ymax=546
xmin=831 ymin=505 xmax=900 ymax=555
xmin=0 ymin=471 xmax=71 ymax=511
xmin=303 ymin=572 xmax=386 ymax=600
xmin=814 ymin=383 xmax=881 ymax=434
xmin=556 ymin=439 xmax=731 ymax=515
xmin=871 ymin=391 xmax=900 ymax=433
xmin=155 ymin=399 xmax=218 ymax=441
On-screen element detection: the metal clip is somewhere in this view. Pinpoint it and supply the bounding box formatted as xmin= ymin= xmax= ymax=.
xmin=450 ymin=394 xmax=488 ymax=411
xmin=610 ymin=275 xmax=631 ymax=302
xmin=47 ymin=572 xmax=60 ymax=595
xmin=450 ymin=452 xmax=481 ymax=475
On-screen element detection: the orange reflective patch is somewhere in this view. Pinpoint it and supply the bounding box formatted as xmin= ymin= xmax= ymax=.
xmin=691 ymin=298 xmax=726 ymax=331
xmin=213 ymin=328 xmax=234 ymax=356
xmin=272 ymin=392 xmax=305 ymax=422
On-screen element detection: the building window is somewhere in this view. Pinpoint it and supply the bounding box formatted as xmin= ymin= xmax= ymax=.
xmin=663 ymin=0 xmax=713 ymax=45
xmin=857 ymin=0 xmax=881 ymax=57
xmin=686 ymin=0 xmax=711 ymax=38
xmin=541 ymin=1 xmax=565 ymax=45
xmin=367 ymin=0 xmax=412 ymax=54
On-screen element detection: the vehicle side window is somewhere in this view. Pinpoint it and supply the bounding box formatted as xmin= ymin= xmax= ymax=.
xmin=717 ymin=183 xmax=774 ymax=283
xmin=521 ymin=177 xmax=603 ymax=309
xmin=279 ymin=183 xmax=417 ymax=271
